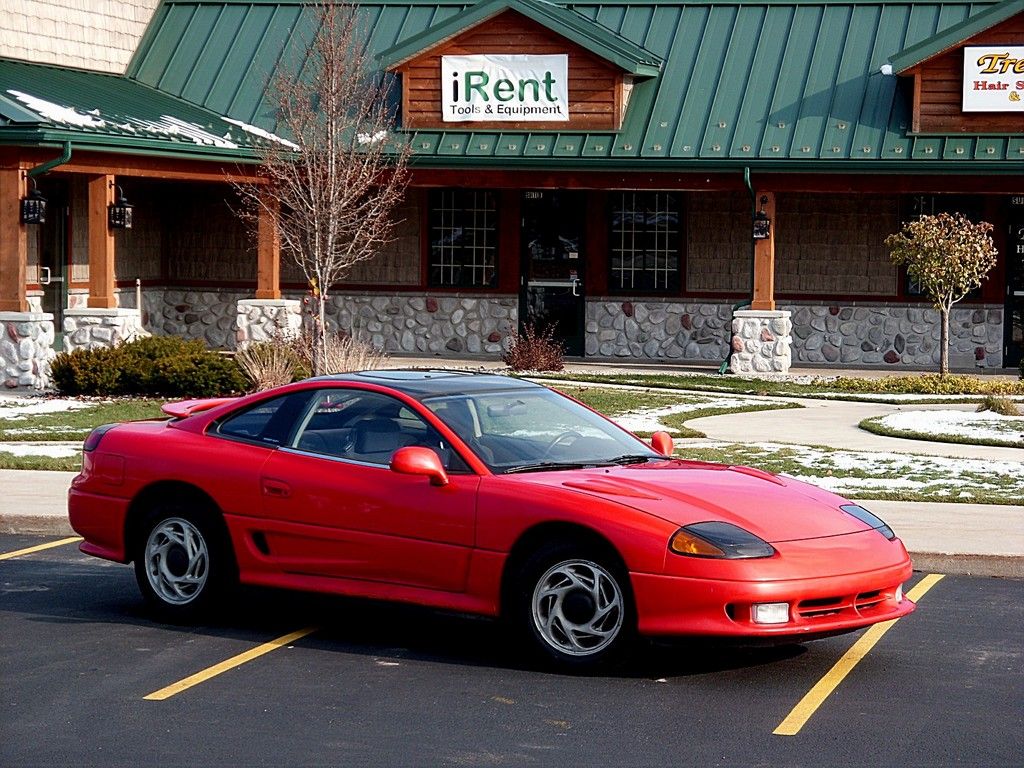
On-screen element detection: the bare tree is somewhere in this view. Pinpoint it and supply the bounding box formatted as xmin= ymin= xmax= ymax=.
xmin=885 ymin=212 xmax=997 ymax=375
xmin=235 ymin=0 xmax=410 ymax=374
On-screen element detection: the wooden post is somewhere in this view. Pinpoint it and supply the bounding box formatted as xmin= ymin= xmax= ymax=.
xmin=255 ymin=194 xmax=281 ymax=299
xmin=751 ymin=190 xmax=776 ymax=311
xmin=0 ymin=168 xmax=28 ymax=312
xmin=87 ymin=174 xmax=116 ymax=309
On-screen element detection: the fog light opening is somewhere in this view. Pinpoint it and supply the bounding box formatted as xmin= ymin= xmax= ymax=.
xmin=751 ymin=602 xmax=790 ymax=625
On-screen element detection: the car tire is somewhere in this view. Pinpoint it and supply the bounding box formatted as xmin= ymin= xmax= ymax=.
xmin=133 ymin=504 xmax=235 ymax=622
xmin=512 ymin=541 xmax=635 ymax=671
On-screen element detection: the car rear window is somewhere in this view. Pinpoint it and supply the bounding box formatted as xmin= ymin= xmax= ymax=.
xmin=216 ymin=391 xmax=315 ymax=446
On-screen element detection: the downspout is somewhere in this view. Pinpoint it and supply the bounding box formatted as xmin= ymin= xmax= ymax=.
xmin=27 ymin=141 xmax=72 ymax=177
xmin=718 ymin=167 xmax=755 ymax=374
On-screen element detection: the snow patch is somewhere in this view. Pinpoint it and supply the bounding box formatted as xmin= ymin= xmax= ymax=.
xmin=0 ymin=398 xmax=93 ymax=419
xmin=8 ymin=89 xmax=105 ymax=128
xmin=0 ymin=443 xmax=79 ymax=458
xmin=223 ymin=118 xmax=300 ymax=150
xmin=875 ymin=410 xmax=1024 ymax=445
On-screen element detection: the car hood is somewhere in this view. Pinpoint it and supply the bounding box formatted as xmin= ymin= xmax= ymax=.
xmin=521 ymin=460 xmax=869 ymax=542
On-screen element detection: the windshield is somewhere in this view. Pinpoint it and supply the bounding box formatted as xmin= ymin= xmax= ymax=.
xmin=423 ymin=387 xmax=659 ymax=473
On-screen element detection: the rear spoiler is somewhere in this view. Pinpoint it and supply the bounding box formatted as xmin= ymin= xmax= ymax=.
xmin=161 ymin=397 xmax=239 ymax=419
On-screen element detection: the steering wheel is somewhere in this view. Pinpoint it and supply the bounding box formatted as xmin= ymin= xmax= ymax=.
xmin=542 ymin=430 xmax=582 ymax=458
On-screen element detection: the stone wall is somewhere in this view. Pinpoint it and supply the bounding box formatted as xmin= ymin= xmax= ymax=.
xmin=143 ymin=289 xmax=517 ymax=354
xmin=788 ymin=304 xmax=1004 ymax=368
xmin=585 ymin=299 xmax=1004 ymax=368
xmin=585 ymin=300 xmax=732 ymax=360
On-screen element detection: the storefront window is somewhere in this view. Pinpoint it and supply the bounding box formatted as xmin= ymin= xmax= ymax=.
xmin=428 ymin=190 xmax=498 ymax=288
xmin=609 ymin=192 xmax=680 ymax=292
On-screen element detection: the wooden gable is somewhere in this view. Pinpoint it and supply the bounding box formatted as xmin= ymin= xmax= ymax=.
xmin=906 ymin=12 xmax=1024 ymax=134
xmin=395 ymin=10 xmax=627 ymax=131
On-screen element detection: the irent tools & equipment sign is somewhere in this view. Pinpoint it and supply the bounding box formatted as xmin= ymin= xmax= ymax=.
xmin=441 ymin=54 xmax=569 ymax=122
xmin=962 ymin=46 xmax=1024 ymax=112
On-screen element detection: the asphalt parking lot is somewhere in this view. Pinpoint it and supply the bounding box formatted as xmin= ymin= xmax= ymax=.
xmin=1 ymin=534 xmax=1021 ymax=767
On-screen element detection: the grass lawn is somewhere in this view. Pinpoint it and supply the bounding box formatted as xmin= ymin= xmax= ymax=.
xmin=0 ymin=399 xmax=166 ymax=442
xmin=530 ymin=371 xmax=1024 ymax=403
xmin=677 ymin=442 xmax=1024 ymax=506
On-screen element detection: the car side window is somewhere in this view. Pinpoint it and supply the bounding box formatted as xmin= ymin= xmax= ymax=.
xmin=290 ymin=389 xmax=470 ymax=472
xmin=215 ymin=391 xmax=315 ymax=447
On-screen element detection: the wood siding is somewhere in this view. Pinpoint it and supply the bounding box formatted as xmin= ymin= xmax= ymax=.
xmin=912 ymin=13 xmax=1024 ymax=134
xmin=397 ymin=11 xmax=623 ymax=131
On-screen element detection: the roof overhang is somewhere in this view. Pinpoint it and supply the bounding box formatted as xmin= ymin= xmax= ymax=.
xmin=888 ymin=0 xmax=1024 ymax=74
xmin=377 ymin=0 xmax=662 ymax=77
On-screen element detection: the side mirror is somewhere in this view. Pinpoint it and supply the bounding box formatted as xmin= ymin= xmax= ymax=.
xmin=650 ymin=431 xmax=674 ymax=456
xmin=390 ymin=446 xmax=449 ymax=487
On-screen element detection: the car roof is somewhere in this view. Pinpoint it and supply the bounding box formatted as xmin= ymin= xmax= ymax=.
xmin=311 ymin=369 xmax=543 ymax=400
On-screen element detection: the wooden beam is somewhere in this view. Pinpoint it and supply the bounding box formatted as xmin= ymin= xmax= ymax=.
xmin=255 ymin=195 xmax=281 ymax=299
xmin=751 ymin=190 xmax=776 ymax=311
xmin=0 ymin=169 xmax=28 ymax=312
xmin=87 ymin=174 xmax=116 ymax=309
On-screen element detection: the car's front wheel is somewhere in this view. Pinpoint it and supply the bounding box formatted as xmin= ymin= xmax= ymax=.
xmin=514 ymin=543 xmax=634 ymax=670
xmin=134 ymin=506 xmax=233 ymax=621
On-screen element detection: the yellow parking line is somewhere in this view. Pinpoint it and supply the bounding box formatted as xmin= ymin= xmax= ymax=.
xmin=773 ymin=573 xmax=944 ymax=737
xmin=0 ymin=536 xmax=82 ymax=561
xmin=144 ymin=626 xmax=318 ymax=701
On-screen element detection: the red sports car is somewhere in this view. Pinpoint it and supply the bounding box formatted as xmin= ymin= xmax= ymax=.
xmin=69 ymin=371 xmax=914 ymax=668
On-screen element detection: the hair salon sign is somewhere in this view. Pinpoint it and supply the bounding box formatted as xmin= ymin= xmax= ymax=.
xmin=963 ymin=46 xmax=1024 ymax=111
xmin=441 ymin=54 xmax=569 ymax=121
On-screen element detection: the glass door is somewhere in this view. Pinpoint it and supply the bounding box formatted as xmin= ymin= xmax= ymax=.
xmin=1007 ymin=197 xmax=1024 ymax=368
xmin=38 ymin=180 xmax=69 ymax=351
xmin=520 ymin=190 xmax=586 ymax=356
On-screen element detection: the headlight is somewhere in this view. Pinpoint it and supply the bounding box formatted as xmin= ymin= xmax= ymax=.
xmin=669 ymin=522 xmax=775 ymax=559
xmin=840 ymin=504 xmax=896 ymax=540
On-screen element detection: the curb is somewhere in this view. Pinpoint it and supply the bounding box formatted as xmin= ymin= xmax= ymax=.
xmin=1 ymin=512 xmax=1020 ymax=579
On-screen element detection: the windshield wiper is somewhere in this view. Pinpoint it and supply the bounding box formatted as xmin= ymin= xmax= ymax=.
xmin=503 ymin=461 xmax=613 ymax=474
xmin=605 ymin=454 xmax=658 ymax=465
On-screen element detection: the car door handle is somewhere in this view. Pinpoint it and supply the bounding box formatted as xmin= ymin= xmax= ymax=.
xmin=262 ymin=479 xmax=291 ymax=498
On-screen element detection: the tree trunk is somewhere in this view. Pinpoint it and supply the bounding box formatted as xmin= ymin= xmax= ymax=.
xmin=939 ymin=306 xmax=950 ymax=376
xmin=317 ymin=291 xmax=328 ymax=376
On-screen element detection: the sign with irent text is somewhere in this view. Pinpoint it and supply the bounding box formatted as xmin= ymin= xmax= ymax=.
xmin=441 ymin=54 xmax=569 ymax=122
xmin=962 ymin=46 xmax=1024 ymax=112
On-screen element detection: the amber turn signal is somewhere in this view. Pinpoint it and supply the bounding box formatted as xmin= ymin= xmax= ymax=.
xmin=669 ymin=530 xmax=727 ymax=557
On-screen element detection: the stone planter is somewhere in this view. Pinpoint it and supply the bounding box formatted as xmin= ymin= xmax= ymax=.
xmin=63 ymin=308 xmax=149 ymax=353
xmin=236 ymin=298 xmax=302 ymax=347
xmin=729 ymin=310 xmax=793 ymax=374
xmin=0 ymin=312 xmax=56 ymax=389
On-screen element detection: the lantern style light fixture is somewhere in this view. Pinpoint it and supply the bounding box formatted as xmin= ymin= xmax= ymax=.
xmin=20 ymin=178 xmax=47 ymax=225
xmin=108 ymin=186 xmax=133 ymax=230
xmin=752 ymin=195 xmax=771 ymax=240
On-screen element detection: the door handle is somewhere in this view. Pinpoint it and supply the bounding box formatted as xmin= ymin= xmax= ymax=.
xmin=571 ymin=278 xmax=581 ymax=297
xmin=40 ymin=266 xmax=51 ymax=286
xmin=262 ymin=479 xmax=291 ymax=498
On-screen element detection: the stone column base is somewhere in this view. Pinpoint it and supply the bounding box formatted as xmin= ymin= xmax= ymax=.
xmin=236 ymin=298 xmax=302 ymax=347
xmin=63 ymin=308 xmax=149 ymax=353
xmin=729 ymin=310 xmax=793 ymax=374
xmin=0 ymin=312 xmax=56 ymax=389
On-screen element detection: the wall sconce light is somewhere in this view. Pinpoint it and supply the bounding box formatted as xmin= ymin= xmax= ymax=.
xmin=108 ymin=186 xmax=133 ymax=229
xmin=20 ymin=178 xmax=47 ymax=225
xmin=752 ymin=195 xmax=771 ymax=240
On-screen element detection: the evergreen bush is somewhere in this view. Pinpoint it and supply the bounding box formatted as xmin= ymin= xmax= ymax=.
xmin=50 ymin=337 xmax=247 ymax=397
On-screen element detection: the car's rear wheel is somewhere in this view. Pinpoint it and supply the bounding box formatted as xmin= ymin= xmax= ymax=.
xmin=134 ymin=505 xmax=233 ymax=621
xmin=513 ymin=542 xmax=634 ymax=670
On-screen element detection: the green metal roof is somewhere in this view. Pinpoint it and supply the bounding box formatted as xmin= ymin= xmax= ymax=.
xmin=109 ymin=1 xmax=1024 ymax=170
xmin=889 ymin=0 xmax=1024 ymax=73
xmin=376 ymin=0 xmax=662 ymax=75
xmin=0 ymin=58 xmax=289 ymax=161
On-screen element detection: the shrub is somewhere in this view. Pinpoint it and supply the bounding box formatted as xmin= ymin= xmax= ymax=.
xmin=50 ymin=337 xmax=247 ymax=397
xmin=236 ymin=340 xmax=305 ymax=391
xmin=818 ymin=373 xmax=1024 ymax=396
xmin=291 ymin=330 xmax=386 ymax=375
xmin=977 ymin=395 xmax=1021 ymax=417
xmin=502 ymin=324 xmax=564 ymax=372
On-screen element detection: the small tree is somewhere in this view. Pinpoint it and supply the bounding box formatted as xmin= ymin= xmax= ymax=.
xmin=235 ymin=1 xmax=410 ymax=374
xmin=885 ymin=212 xmax=997 ymax=375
